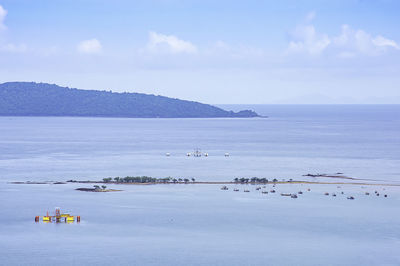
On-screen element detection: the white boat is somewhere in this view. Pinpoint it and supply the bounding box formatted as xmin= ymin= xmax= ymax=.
xmin=193 ymin=149 xmax=202 ymax=157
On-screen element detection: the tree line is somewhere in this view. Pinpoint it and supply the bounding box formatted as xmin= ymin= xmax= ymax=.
xmin=233 ymin=177 xmax=279 ymax=184
xmin=103 ymin=176 xmax=196 ymax=183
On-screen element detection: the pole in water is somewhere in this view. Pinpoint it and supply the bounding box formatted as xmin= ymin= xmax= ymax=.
xmin=77 ymin=216 xmax=81 ymax=222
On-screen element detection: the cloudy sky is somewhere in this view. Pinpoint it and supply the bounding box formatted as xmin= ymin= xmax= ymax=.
xmin=0 ymin=0 xmax=399 ymax=104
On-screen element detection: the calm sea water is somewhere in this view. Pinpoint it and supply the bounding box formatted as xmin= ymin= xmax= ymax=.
xmin=1 ymin=104 xmax=399 ymax=182
xmin=0 ymin=105 xmax=399 ymax=265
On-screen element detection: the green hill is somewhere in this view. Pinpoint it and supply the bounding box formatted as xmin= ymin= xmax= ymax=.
xmin=0 ymin=82 xmax=259 ymax=118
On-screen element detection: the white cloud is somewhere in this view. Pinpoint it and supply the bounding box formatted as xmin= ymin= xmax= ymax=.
xmin=0 ymin=5 xmax=7 ymax=31
xmin=77 ymin=39 xmax=102 ymax=54
xmin=287 ymin=24 xmax=331 ymax=55
xmin=0 ymin=43 xmax=27 ymax=53
xmin=372 ymin=35 xmax=400 ymax=50
xmin=0 ymin=6 xmax=28 ymax=54
xmin=287 ymin=13 xmax=399 ymax=57
xmin=334 ymin=24 xmax=400 ymax=56
xmin=147 ymin=31 xmax=197 ymax=54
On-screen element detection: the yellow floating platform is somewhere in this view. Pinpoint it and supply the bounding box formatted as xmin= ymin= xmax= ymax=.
xmin=36 ymin=208 xmax=80 ymax=223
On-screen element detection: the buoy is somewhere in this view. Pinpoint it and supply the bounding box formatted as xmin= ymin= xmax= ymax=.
xmin=77 ymin=216 xmax=81 ymax=222
xmin=35 ymin=216 xmax=39 ymax=222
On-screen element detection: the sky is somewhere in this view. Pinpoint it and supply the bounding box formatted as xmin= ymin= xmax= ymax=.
xmin=0 ymin=0 xmax=399 ymax=104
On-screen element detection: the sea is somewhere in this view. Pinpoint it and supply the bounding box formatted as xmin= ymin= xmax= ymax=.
xmin=0 ymin=104 xmax=399 ymax=265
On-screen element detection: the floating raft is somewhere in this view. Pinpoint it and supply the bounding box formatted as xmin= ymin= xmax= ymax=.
xmin=35 ymin=207 xmax=80 ymax=223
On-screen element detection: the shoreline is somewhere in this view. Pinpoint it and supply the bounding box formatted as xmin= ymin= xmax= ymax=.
xmin=9 ymin=180 xmax=400 ymax=187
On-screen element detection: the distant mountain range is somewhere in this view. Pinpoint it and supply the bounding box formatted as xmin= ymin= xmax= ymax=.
xmin=0 ymin=82 xmax=259 ymax=118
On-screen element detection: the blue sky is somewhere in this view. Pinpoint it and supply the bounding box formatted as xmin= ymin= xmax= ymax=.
xmin=0 ymin=0 xmax=399 ymax=103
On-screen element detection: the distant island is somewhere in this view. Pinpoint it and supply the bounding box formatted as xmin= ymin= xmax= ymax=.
xmin=0 ymin=82 xmax=259 ymax=118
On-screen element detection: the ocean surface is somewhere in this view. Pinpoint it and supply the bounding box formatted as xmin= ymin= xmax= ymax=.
xmin=1 ymin=105 xmax=399 ymax=265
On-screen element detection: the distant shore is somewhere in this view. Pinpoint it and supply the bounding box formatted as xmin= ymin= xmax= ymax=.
xmin=10 ymin=180 xmax=400 ymax=187
xmin=69 ymin=180 xmax=400 ymax=187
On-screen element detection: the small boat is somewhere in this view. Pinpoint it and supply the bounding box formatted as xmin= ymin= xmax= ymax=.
xmin=165 ymin=153 xmax=171 ymax=156
xmin=221 ymin=186 xmax=228 ymax=190
xmin=224 ymin=153 xmax=230 ymax=157
xmin=324 ymin=192 xmax=329 ymax=196
xmin=384 ymin=194 xmax=388 ymax=197
xmin=203 ymin=153 xmax=209 ymax=157
xmin=256 ymin=187 xmax=261 ymax=190
xmin=261 ymin=191 xmax=268 ymax=194
xmin=376 ymin=193 xmax=380 ymax=196
xmin=291 ymin=194 xmax=298 ymax=198
xmin=233 ymin=188 xmax=239 ymax=192
xmin=193 ymin=149 xmax=202 ymax=157
xmin=244 ymin=190 xmax=250 ymax=192
xmin=332 ymin=194 xmax=336 ymax=197
xmin=186 ymin=152 xmax=191 ymax=157
xmin=347 ymin=196 xmax=355 ymax=200
xmin=298 ymin=191 xmax=303 ymax=194
xmin=270 ymin=190 xmax=276 ymax=193
xmin=365 ymin=192 xmax=370 ymax=195
xmin=281 ymin=193 xmax=291 ymax=196
xmin=307 ymin=188 xmax=311 ymax=191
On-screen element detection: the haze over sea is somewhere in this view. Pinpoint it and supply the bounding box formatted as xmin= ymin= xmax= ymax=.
xmin=1 ymin=105 xmax=400 ymax=265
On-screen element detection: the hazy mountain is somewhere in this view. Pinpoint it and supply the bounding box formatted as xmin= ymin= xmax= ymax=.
xmin=0 ymin=82 xmax=259 ymax=118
